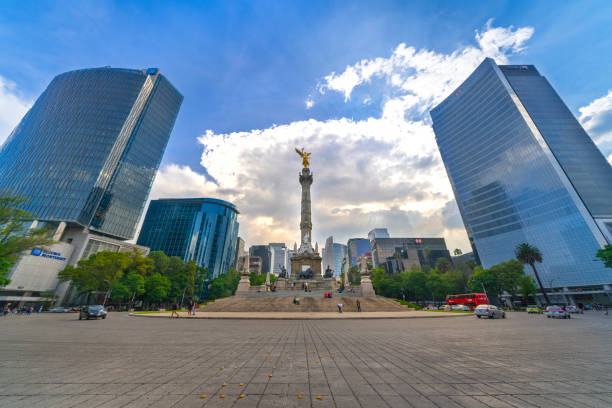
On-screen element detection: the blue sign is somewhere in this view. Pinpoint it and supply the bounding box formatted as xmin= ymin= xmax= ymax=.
xmin=30 ymin=248 xmax=67 ymax=261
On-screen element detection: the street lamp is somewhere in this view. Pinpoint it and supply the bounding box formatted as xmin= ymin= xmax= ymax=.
xmin=102 ymin=279 xmax=112 ymax=307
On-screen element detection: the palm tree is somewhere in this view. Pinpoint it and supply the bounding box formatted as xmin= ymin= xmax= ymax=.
xmin=515 ymin=243 xmax=550 ymax=305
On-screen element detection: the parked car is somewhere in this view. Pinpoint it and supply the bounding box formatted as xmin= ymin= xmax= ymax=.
xmin=474 ymin=304 xmax=506 ymax=319
xmin=79 ymin=305 xmax=107 ymax=320
xmin=49 ymin=307 xmax=70 ymax=313
xmin=423 ymin=305 xmax=437 ymax=310
xmin=543 ymin=306 xmax=570 ymax=319
xmin=438 ymin=305 xmax=451 ymax=311
xmin=526 ymin=305 xmax=542 ymax=314
xmin=451 ymin=304 xmax=470 ymax=311
xmin=565 ymin=305 xmax=582 ymax=314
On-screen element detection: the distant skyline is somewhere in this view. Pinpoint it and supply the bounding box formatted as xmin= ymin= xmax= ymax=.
xmin=1 ymin=1 xmax=611 ymax=251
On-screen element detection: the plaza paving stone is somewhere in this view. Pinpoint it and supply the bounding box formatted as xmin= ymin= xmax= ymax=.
xmin=1 ymin=311 xmax=611 ymax=407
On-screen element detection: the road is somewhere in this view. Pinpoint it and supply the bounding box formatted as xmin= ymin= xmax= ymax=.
xmin=1 ymin=311 xmax=611 ymax=407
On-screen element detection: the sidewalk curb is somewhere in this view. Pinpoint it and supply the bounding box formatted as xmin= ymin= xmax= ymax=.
xmin=129 ymin=312 xmax=473 ymax=320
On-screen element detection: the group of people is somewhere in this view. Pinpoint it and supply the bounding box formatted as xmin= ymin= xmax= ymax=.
xmin=3 ymin=305 xmax=41 ymax=316
xmin=169 ymin=301 xmax=198 ymax=318
xmin=336 ymin=300 xmax=361 ymax=313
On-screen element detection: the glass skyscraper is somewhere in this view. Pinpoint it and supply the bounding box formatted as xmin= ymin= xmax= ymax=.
xmin=137 ymin=198 xmax=239 ymax=278
xmin=430 ymin=58 xmax=612 ymax=300
xmin=323 ymin=237 xmax=348 ymax=278
xmin=0 ymin=67 xmax=183 ymax=240
xmin=347 ymin=238 xmax=370 ymax=267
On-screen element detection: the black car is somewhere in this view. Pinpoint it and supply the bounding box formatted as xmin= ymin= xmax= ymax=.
xmin=79 ymin=305 xmax=107 ymax=320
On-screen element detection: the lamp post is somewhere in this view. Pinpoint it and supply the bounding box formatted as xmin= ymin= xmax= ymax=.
xmin=102 ymin=279 xmax=112 ymax=307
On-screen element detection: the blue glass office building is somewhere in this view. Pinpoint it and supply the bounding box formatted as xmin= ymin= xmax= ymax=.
xmin=347 ymin=238 xmax=370 ymax=266
xmin=0 ymin=67 xmax=183 ymax=240
xmin=137 ymin=198 xmax=239 ymax=278
xmin=430 ymin=58 xmax=612 ymax=301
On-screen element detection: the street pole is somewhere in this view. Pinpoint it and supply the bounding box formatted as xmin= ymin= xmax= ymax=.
xmin=180 ymin=287 xmax=187 ymax=308
xmin=481 ymin=282 xmax=489 ymax=302
xmin=103 ymin=279 xmax=111 ymax=307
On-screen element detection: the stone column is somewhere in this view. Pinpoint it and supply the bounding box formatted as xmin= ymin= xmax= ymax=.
xmin=236 ymin=269 xmax=251 ymax=297
xmin=298 ymin=168 xmax=313 ymax=253
xmin=53 ymin=221 xmax=67 ymax=241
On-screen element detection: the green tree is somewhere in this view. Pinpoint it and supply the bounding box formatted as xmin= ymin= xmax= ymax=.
xmin=144 ymin=273 xmax=171 ymax=305
xmin=435 ymin=257 xmax=451 ymax=273
xmin=494 ymin=259 xmax=525 ymax=305
xmin=441 ymin=269 xmax=465 ymax=295
xmin=465 ymin=259 xmax=476 ymax=272
xmin=148 ymin=251 xmax=170 ymax=275
xmin=425 ymin=273 xmax=446 ymax=301
xmin=59 ymin=251 xmax=129 ymax=303
xmin=249 ymin=272 xmax=266 ymax=286
xmin=515 ymin=243 xmax=550 ymax=305
xmin=468 ymin=266 xmax=501 ymax=302
xmin=402 ymin=270 xmax=428 ymax=301
xmin=595 ymin=244 xmax=612 ymax=268
xmin=519 ymin=274 xmax=537 ymax=305
xmin=453 ymin=248 xmax=463 ymax=256
xmin=122 ymin=272 xmax=145 ymax=309
xmin=0 ymin=195 xmax=52 ymax=286
xmin=208 ymin=269 xmax=241 ymax=300
xmin=125 ymin=249 xmax=154 ymax=276
xmin=111 ymin=281 xmax=131 ymax=306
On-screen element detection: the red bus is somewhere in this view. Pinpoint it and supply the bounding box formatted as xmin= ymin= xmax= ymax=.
xmin=446 ymin=293 xmax=489 ymax=309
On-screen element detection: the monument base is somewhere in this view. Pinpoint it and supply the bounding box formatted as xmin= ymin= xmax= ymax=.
xmin=359 ymin=275 xmax=376 ymax=298
xmin=290 ymin=252 xmax=322 ymax=278
xmin=235 ymin=274 xmax=251 ymax=296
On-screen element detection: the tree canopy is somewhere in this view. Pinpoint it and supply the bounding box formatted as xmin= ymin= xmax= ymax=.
xmin=59 ymin=248 xmax=238 ymax=307
xmin=595 ymin=244 xmax=612 ymax=269
xmin=0 ymin=195 xmax=52 ymax=286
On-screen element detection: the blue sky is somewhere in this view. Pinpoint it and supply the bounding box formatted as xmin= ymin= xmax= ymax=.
xmin=1 ymin=1 xmax=611 ymax=249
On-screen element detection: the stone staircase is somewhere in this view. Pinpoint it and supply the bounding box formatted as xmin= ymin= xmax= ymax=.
xmin=198 ymin=296 xmax=410 ymax=313
xmin=240 ymin=289 xmax=360 ymax=298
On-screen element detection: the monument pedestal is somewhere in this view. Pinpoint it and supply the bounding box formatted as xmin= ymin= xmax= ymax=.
xmin=235 ymin=273 xmax=251 ymax=297
xmin=359 ymin=275 xmax=376 ymax=298
xmin=290 ymin=252 xmax=322 ymax=278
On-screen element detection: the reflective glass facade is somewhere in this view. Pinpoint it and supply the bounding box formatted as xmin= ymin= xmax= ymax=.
xmin=347 ymin=238 xmax=370 ymax=266
xmin=137 ymin=198 xmax=239 ymax=278
xmin=430 ymin=58 xmax=611 ymax=289
xmin=0 ymin=67 xmax=182 ymax=240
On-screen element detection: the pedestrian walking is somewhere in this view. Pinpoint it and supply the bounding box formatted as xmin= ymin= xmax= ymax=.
xmin=170 ymin=302 xmax=179 ymax=318
xmin=337 ymin=303 xmax=343 ymax=313
xmin=192 ymin=301 xmax=197 ymax=316
xmin=356 ymin=300 xmax=361 ymax=312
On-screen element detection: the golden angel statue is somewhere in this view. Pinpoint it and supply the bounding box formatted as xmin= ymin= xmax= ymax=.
xmin=295 ymin=147 xmax=311 ymax=168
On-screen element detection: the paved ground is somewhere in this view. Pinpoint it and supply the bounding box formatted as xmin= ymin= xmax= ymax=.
xmin=1 ymin=312 xmax=611 ymax=408
xmin=134 ymin=311 xmax=472 ymax=319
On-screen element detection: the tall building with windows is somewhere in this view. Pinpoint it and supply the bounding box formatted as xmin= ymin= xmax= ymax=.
xmin=268 ymin=242 xmax=291 ymax=275
xmin=368 ymin=228 xmax=390 ymax=241
xmin=430 ymin=58 xmax=612 ymax=303
xmin=347 ymin=238 xmax=370 ymax=266
xmin=234 ymin=237 xmax=245 ymax=270
xmin=249 ymin=245 xmax=271 ymax=275
xmin=323 ymin=236 xmax=348 ymax=278
xmin=137 ymin=198 xmax=239 ymax=278
xmin=0 ymin=67 xmax=182 ymax=306
xmin=370 ymin=237 xmax=450 ymax=273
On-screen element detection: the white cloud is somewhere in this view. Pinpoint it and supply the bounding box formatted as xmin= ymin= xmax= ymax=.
xmin=321 ymin=19 xmax=533 ymax=115
xmin=305 ymin=98 xmax=314 ymax=109
xmin=0 ymin=76 xmax=31 ymax=146
xmin=151 ymin=21 xmax=536 ymax=253
xmin=579 ymin=89 xmax=612 ymax=159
